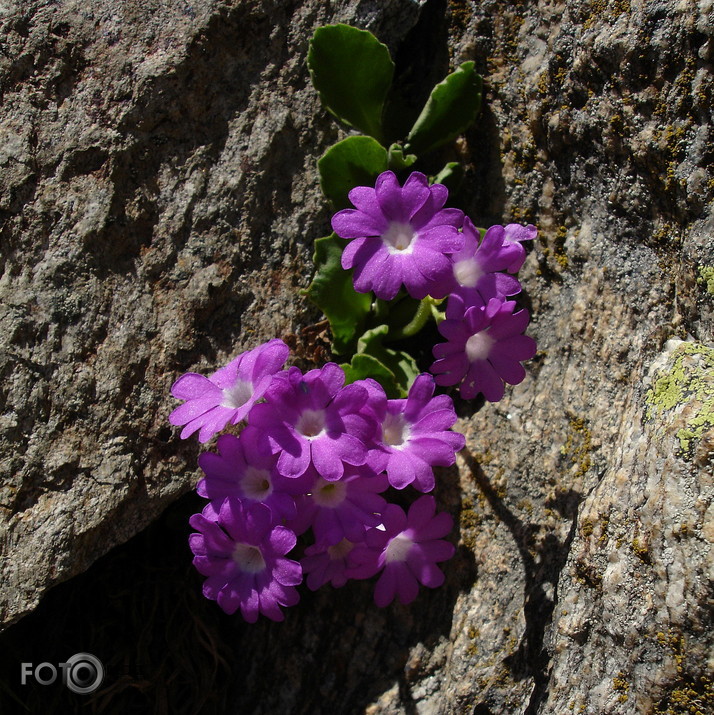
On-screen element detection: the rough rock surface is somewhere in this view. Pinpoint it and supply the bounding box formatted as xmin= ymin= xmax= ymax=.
xmin=0 ymin=0 xmax=712 ymax=713
xmin=0 ymin=0 xmax=423 ymax=627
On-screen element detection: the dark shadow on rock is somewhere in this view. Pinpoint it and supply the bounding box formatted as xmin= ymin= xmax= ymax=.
xmin=0 ymin=463 xmax=476 ymax=715
xmin=457 ymin=100 xmax=508 ymax=227
xmin=462 ymin=449 xmax=580 ymax=715
xmin=382 ymin=0 xmax=451 ymax=146
xmin=220 ymin=461 xmax=475 ymax=715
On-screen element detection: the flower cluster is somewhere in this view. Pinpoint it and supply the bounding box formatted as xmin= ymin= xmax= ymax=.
xmin=173 ymin=171 xmax=538 ymax=623
xmin=172 ymin=343 xmax=464 ymax=621
xmin=332 ymin=171 xmax=537 ymax=401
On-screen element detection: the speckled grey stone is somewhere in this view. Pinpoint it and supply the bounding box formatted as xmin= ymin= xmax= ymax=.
xmin=1 ymin=0 xmax=712 ymax=713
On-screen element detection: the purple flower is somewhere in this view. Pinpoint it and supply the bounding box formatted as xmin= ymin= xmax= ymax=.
xmin=197 ymin=434 xmax=303 ymax=522
xmin=431 ymin=297 xmax=537 ymax=402
xmin=350 ymin=496 xmax=455 ymax=607
xmin=448 ymin=218 xmax=526 ymax=305
xmin=248 ymin=363 xmax=377 ymax=481
xmin=331 ymin=171 xmax=464 ymax=300
xmin=289 ymin=466 xmax=389 ymax=545
xmin=367 ymin=374 xmax=465 ymax=492
xmin=189 ymin=499 xmax=302 ymax=621
xmin=301 ymin=538 xmax=360 ymax=590
xmin=501 ymin=223 xmax=537 ymax=273
xmin=169 ymin=339 xmax=290 ymax=443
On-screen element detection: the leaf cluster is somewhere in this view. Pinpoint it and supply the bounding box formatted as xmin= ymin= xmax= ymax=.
xmin=304 ymin=24 xmax=483 ymax=397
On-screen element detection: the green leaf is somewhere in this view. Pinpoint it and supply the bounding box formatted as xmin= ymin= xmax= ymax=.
xmin=387 ymin=143 xmax=417 ymax=171
xmin=405 ymin=62 xmax=482 ymax=156
xmin=303 ymin=234 xmax=372 ymax=355
xmin=356 ymin=325 xmax=420 ymax=397
xmin=308 ymin=24 xmax=394 ymax=142
xmin=431 ymin=162 xmax=464 ymax=194
xmin=341 ymin=354 xmax=397 ymax=395
xmin=430 ymin=298 xmax=446 ymax=325
xmin=318 ymin=136 xmax=389 ymax=209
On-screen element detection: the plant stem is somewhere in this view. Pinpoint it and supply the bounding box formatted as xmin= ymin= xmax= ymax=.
xmin=373 ymin=298 xmax=390 ymax=321
xmin=386 ymin=297 xmax=434 ymax=341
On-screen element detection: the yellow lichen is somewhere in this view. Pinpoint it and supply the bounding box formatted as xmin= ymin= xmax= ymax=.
xmin=697 ymin=266 xmax=714 ymax=295
xmin=645 ymin=342 xmax=714 ymax=454
xmin=561 ymin=417 xmax=593 ymax=477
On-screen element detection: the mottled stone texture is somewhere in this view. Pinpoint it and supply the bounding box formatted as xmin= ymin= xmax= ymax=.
xmin=0 ymin=0 xmax=712 ymax=714
xmin=0 ymin=0 xmax=424 ymax=627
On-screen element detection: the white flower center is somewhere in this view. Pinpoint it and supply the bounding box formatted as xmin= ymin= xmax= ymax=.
xmin=296 ymin=408 xmax=326 ymax=439
xmin=382 ymin=221 xmax=416 ymax=254
xmin=327 ymin=538 xmax=354 ymax=560
xmin=382 ymin=412 xmax=410 ymax=447
xmin=312 ymin=478 xmax=347 ymax=507
xmin=242 ymin=466 xmax=272 ymax=500
xmin=466 ymin=331 xmax=494 ymax=362
xmin=232 ymin=543 xmax=266 ymax=573
xmin=221 ymin=379 xmax=253 ymax=409
xmin=385 ymin=533 xmax=413 ymax=563
xmin=453 ymin=258 xmax=484 ymax=288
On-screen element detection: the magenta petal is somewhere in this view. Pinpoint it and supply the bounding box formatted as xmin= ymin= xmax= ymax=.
xmin=400 ymin=172 xmax=431 ymax=219
xmin=341 ymin=236 xmax=370 ymax=269
xmin=374 ymin=565 xmax=398 ymax=607
xmin=385 ymin=450 xmax=415 ymax=489
xmin=437 ymin=318 xmax=468 ymax=343
xmin=238 ymin=588 xmax=260 ymax=622
xmin=169 ymin=397 xmax=222 ymax=426
xmin=430 ymin=353 xmax=469 ymax=385
xmin=476 ymin=360 xmax=505 ymax=402
xmin=311 ymin=437 xmax=345 ymax=481
xmin=331 ymin=382 xmax=367 ymax=413
xmin=492 ymin=334 xmax=538 ymax=362
xmin=368 ymin=255 xmax=404 ymax=300
xmin=489 ymin=308 xmax=531 ymax=340
xmin=171 ymin=373 xmax=222 ymax=400
xmin=273 ymin=558 xmax=302 ymax=587
xmin=268 ymin=526 xmax=297 ymax=556
xmin=316 ymin=362 xmax=346 ymax=396
xmin=202 ymin=574 xmax=228 ymax=600
xmin=395 ymin=563 xmax=420 ymax=604
xmin=278 ymin=440 xmax=311 ymax=478
xmin=398 ymin=255 xmax=431 ymax=299
xmin=404 ymin=373 xmax=435 ymax=412
xmin=382 ymin=504 xmax=408 ymax=534
xmin=413 ymin=245 xmax=451 ymax=282
xmin=332 ymin=209 xmax=386 ymax=238
xmin=407 ymin=495 xmax=435 ymax=528
xmin=411 ymin=409 xmax=458 ymax=434
xmin=427 ymin=207 xmax=464 ymax=229
xmin=217 ymin=587 xmax=242 ymax=616
xmin=347 ymin=186 xmax=383 ymax=219
xmin=410 ymin=458 xmax=435 ymax=492
xmin=432 ymin=341 xmax=465 ymax=360
xmin=257 ymin=592 xmax=285 ymax=622
xmin=417 ymin=511 xmax=454 ymax=541
xmin=352 ymin=245 xmax=389 ymax=293
xmin=411 ymin=558 xmax=445 ymax=588
xmin=489 ymin=353 xmax=527 ymax=385
xmin=418 ymin=539 xmax=456 ymax=562
xmin=251 ymin=339 xmax=290 ymax=378
xmin=406 ymin=437 xmax=458 ymax=467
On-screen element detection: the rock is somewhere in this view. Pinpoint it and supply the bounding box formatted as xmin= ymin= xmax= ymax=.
xmin=0 ymin=0 xmax=711 ymax=713
xmin=0 ymin=0 xmax=425 ymax=627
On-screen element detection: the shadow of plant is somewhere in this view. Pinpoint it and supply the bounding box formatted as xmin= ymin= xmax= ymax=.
xmin=461 ymin=449 xmax=580 ymax=715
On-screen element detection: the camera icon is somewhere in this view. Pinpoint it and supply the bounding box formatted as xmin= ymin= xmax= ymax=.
xmin=63 ymin=653 xmax=105 ymax=694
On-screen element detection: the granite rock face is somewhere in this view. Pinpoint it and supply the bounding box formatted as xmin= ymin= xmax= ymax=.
xmin=1 ymin=0 xmax=712 ymax=713
xmin=0 ymin=0 xmax=425 ymax=628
